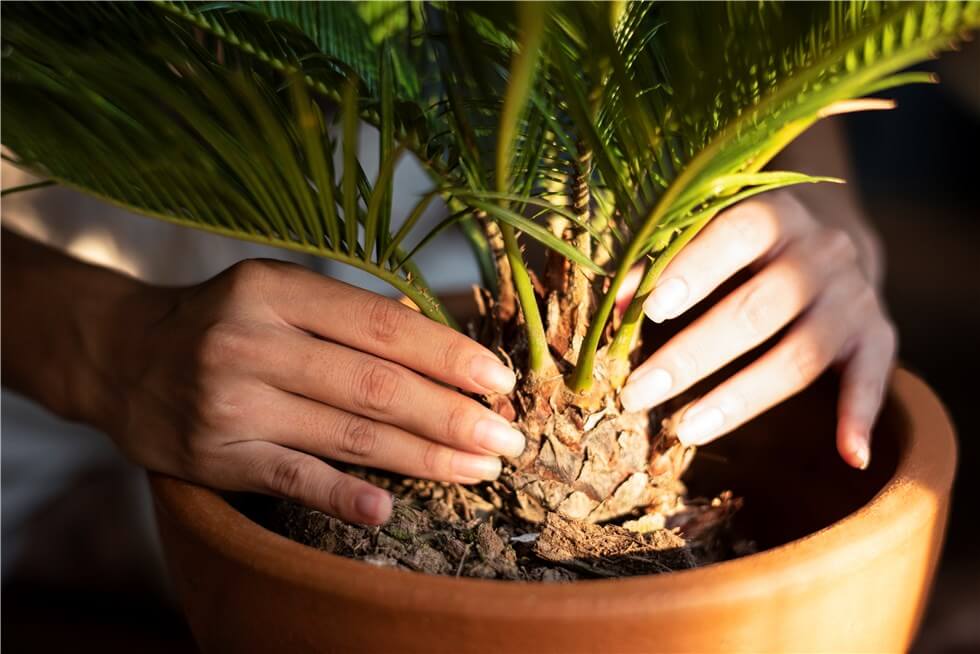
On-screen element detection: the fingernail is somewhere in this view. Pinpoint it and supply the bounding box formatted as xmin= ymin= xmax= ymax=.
xmin=621 ymin=368 xmax=673 ymax=412
xmin=676 ymin=407 xmax=725 ymax=446
xmin=854 ymin=440 xmax=871 ymax=470
xmin=471 ymin=356 xmax=516 ymax=394
xmin=355 ymin=491 xmax=392 ymax=524
xmin=643 ymin=277 xmax=689 ymax=323
xmin=474 ymin=419 xmax=526 ymax=457
xmin=453 ymin=453 xmax=502 ymax=481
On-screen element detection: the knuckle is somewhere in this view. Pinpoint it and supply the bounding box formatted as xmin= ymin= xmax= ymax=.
xmin=773 ymin=190 xmax=812 ymax=226
xmin=338 ymin=415 xmax=379 ymax=459
xmin=438 ymin=338 xmax=465 ymax=378
xmin=737 ymin=282 xmax=784 ymax=338
xmin=670 ymin=348 xmax=700 ymax=386
xmin=352 ymin=362 xmax=401 ymax=413
xmin=788 ymin=338 xmax=831 ymax=388
xmin=265 ymin=456 xmax=309 ymax=499
xmin=364 ymin=295 xmax=407 ymax=344
xmin=224 ymin=260 xmax=269 ymax=295
xmin=444 ymin=402 xmax=470 ymax=442
xmin=839 ymin=278 xmax=878 ymax=320
xmin=723 ymin=204 xmax=774 ymax=255
xmin=422 ymin=441 xmax=452 ymax=478
xmin=186 ymin=378 xmax=249 ymax=434
xmin=198 ymin=390 xmax=246 ymax=429
xmin=823 ymin=227 xmax=859 ymax=263
xmin=195 ymin=322 xmax=254 ymax=371
xmin=324 ymin=476 xmax=352 ymax=518
xmin=824 ymin=269 xmax=866 ymax=305
xmin=223 ymin=259 xmax=299 ymax=305
xmin=855 ymin=284 xmax=878 ymax=313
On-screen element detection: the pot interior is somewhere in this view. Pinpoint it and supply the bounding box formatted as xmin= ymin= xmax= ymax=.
xmin=685 ymin=372 xmax=902 ymax=551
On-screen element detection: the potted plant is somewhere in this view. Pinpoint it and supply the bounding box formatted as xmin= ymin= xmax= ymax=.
xmin=2 ymin=1 xmax=973 ymax=651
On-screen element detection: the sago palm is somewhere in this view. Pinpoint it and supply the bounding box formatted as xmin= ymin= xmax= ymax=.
xmin=3 ymin=1 xmax=978 ymax=576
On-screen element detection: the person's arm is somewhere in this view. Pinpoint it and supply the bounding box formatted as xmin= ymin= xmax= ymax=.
xmin=2 ymin=228 xmax=147 ymax=424
xmin=2 ymin=228 xmax=522 ymax=524
xmin=621 ymin=119 xmax=897 ymax=469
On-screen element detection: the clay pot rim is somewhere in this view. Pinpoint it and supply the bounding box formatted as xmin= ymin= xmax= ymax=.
xmin=151 ymin=368 xmax=955 ymax=617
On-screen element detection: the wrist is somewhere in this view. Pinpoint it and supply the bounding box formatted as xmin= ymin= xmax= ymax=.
xmin=66 ymin=272 xmax=177 ymax=434
xmin=2 ymin=229 xmax=179 ymax=434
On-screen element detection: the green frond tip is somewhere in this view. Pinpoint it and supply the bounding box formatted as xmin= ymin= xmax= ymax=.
xmin=2 ymin=0 xmax=978 ymax=388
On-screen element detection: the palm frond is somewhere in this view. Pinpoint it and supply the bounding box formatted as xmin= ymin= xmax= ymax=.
xmin=566 ymin=0 xmax=980 ymax=389
xmin=2 ymin=1 xmax=977 ymax=389
xmin=1 ymin=1 xmax=451 ymax=324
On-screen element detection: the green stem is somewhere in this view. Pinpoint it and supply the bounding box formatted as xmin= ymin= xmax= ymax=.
xmin=607 ymin=213 xmax=715 ymax=361
xmin=607 ymin=259 xmax=654 ymax=362
xmin=500 ymin=223 xmax=550 ymax=373
xmin=447 ymin=196 xmax=498 ymax=296
xmin=494 ymin=1 xmax=553 ymax=376
xmin=459 ymin=214 xmax=499 ymax=296
xmin=568 ymin=178 xmax=692 ymax=391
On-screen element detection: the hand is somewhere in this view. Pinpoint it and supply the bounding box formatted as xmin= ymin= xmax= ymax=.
xmin=100 ymin=260 xmax=522 ymax=525
xmin=620 ymin=190 xmax=896 ymax=469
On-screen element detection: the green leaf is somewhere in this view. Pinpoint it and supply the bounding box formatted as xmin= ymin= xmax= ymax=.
xmin=364 ymin=145 xmax=405 ymax=262
xmin=289 ymin=73 xmax=340 ymax=250
xmin=341 ymin=78 xmax=361 ymax=256
xmin=645 ymin=174 xmax=844 ymax=256
xmin=467 ymin=199 xmax=604 ymax=275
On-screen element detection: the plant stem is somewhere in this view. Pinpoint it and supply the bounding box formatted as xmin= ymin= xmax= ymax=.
xmin=494 ymin=1 xmax=553 ymax=376
xmin=607 ymin=214 xmax=715 ymax=363
xmin=456 ymin=206 xmax=498 ymax=297
xmin=568 ymin=183 xmax=691 ymax=392
xmin=501 ymin=223 xmax=551 ymax=374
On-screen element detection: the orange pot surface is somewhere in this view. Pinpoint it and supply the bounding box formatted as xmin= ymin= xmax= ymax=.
xmin=151 ymin=369 xmax=956 ymax=653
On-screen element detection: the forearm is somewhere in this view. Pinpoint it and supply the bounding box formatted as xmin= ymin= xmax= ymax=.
xmin=774 ymin=118 xmax=884 ymax=286
xmin=1 ymin=228 xmax=160 ymax=427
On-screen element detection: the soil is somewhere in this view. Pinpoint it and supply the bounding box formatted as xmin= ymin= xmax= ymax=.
xmin=267 ymin=469 xmax=746 ymax=581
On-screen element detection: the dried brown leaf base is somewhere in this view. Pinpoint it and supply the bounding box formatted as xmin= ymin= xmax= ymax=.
xmin=271 ymin=474 xmax=743 ymax=581
xmin=267 ymin=292 xmax=748 ymax=580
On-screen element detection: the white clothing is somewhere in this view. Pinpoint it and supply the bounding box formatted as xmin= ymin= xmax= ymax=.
xmin=0 ymin=130 xmax=479 ymax=589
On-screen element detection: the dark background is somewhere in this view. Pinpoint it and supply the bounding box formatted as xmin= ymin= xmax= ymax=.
xmin=2 ymin=38 xmax=978 ymax=654
xmin=846 ymin=43 xmax=979 ymax=653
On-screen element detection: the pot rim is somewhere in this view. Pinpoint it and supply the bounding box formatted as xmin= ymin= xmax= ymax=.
xmin=151 ymin=368 xmax=955 ymax=618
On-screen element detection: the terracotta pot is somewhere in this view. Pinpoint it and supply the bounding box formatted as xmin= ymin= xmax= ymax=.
xmin=151 ymin=369 xmax=955 ymax=653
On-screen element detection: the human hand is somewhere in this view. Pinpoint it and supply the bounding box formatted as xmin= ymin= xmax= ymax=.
xmin=619 ymin=190 xmax=896 ymax=469
xmin=100 ymin=260 xmax=522 ymax=525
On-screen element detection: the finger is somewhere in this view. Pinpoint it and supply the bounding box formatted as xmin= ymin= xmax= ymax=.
xmin=835 ymin=318 xmax=898 ymax=469
xmin=267 ymin=266 xmax=515 ymax=395
xmin=642 ymin=192 xmax=814 ymax=323
xmin=257 ymin=389 xmax=503 ymax=483
xmin=228 ymin=440 xmax=393 ymax=525
xmin=670 ymin=269 xmax=872 ymax=447
xmin=622 ymin=228 xmax=857 ymax=412
xmin=260 ymin=330 xmax=526 ymax=458
xmin=615 ymin=264 xmax=645 ymax=314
